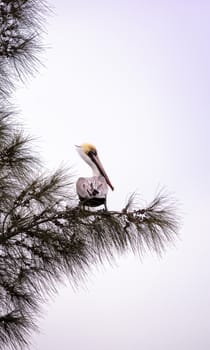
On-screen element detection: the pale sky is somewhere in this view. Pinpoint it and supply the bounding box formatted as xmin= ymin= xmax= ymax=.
xmin=16 ymin=1 xmax=210 ymax=349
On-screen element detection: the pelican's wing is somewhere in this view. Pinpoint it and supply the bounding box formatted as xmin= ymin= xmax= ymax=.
xmin=76 ymin=176 xmax=108 ymax=199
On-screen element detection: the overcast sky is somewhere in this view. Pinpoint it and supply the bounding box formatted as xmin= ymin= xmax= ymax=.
xmin=16 ymin=1 xmax=210 ymax=349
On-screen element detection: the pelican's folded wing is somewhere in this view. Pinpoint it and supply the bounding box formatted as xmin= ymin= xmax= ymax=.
xmin=76 ymin=176 xmax=108 ymax=199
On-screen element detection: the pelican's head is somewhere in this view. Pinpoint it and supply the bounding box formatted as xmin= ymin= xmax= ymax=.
xmin=75 ymin=143 xmax=114 ymax=191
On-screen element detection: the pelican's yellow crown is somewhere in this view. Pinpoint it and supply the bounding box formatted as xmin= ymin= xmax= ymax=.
xmin=81 ymin=143 xmax=97 ymax=154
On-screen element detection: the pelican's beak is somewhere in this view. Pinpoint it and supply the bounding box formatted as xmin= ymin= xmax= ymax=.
xmin=91 ymin=153 xmax=114 ymax=191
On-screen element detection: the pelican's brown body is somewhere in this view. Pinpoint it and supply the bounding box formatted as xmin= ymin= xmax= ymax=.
xmin=75 ymin=143 xmax=114 ymax=209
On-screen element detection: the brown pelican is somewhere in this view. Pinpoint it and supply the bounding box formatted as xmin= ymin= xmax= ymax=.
xmin=75 ymin=143 xmax=114 ymax=210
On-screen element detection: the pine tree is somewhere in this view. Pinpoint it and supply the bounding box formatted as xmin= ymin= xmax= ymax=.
xmin=0 ymin=1 xmax=180 ymax=349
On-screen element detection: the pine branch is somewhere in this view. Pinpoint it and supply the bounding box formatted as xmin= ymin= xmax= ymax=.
xmin=64 ymin=191 xmax=179 ymax=258
xmin=0 ymin=310 xmax=37 ymax=350
xmin=0 ymin=0 xmax=50 ymax=97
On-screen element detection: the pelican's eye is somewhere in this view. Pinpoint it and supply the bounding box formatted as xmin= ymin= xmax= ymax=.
xmin=88 ymin=149 xmax=97 ymax=157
